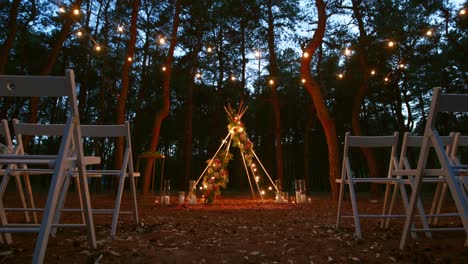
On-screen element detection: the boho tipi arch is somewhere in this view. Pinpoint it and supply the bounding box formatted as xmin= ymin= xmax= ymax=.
xmin=187 ymin=103 xmax=280 ymax=204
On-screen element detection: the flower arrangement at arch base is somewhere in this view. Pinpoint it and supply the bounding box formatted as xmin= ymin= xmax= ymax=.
xmin=201 ymin=104 xmax=255 ymax=204
xmin=202 ymin=150 xmax=232 ymax=204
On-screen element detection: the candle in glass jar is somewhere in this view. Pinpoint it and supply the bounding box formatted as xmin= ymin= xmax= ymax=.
xmin=189 ymin=195 xmax=197 ymax=205
xmin=178 ymin=191 xmax=185 ymax=205
xmin=164 ymin=195 xmax=170 ymax=205
xmin=296 ymin=191 xmax=302 ymax=204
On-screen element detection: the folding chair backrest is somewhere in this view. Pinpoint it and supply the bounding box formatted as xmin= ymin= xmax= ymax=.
xmin=451 ymin=132 xmax=468 ymax=165
xmin=399 ymin=132 xmax=454 ymax=170
xmin=12 ymin=119 xmax=67 ymax=155
xmin=0 ymin=70 xmax=79 ymax=118
xmin=343 ymin=132 xmax=399 ymax=179
xmin=80 ymin=122 xmax=134 ymax=172
xmin=422 ymin=88 xmax=468 ymax=169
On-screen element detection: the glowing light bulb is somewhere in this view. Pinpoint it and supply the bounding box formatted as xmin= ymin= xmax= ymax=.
xmin=127 ymin=57 xmax=133 ymax=62
xmin=303 ymin=52 xmax=309 ymax=58
xmin=73 ymin=8 xmax=80 ymax=15
xmin=255 ymin=176 xmax=260 ymax=182
xmin=384 ymin=77 xmax=389 ymax=82
xmin=261 ymin=190 xmax=265 ymax=195
xmin=199 ymin=186 xmax=203 ymax=190
xmin=388 ymin=41 xmax=395 ymax=47
xmin=95 ymin=45 xmax=101 ymax=51
xmin=301 ymin=78 xmax=306 ymax=84
xmin=399 ymin=63 xmax=405 ymax=69
xmin=162 ymin=66 xmax=167 ymax=71
xmin=251 ymin=164 xmax=256 ymax=168
xmin=255 ymin=50 xmax=260 ymax=58
xmin=268 ymin=186 xmax=273 ymax=191
xmin=118 ymin=25 xmax=124 ymax=32
xmin=196 ymin=72 xmax=201 ymax=79
xmin=159 ymin=37 xmax=166 ymax=45
xmin=460 ymin=8 xmax=466 ymax=15
xmin=238 ymin=127 xmax=244 ymax=133
xmin=59 ymin=6 xmax=66 ymax=13
xmin=230 ymin=75 xmax=236 ymax=81
xmin=76 ymin=31 xmax=83 ymax=37
xmin=370 ymin=70 xmax=376 ymax=75
xmin=269 ymin=79 xmax=274 ymax=85
xmin=344 ymin=48 xmax=351 ymax=56
xmin=207 ymin=47 xmax=212 ymax=53
xmin=338 ymin=73 xmax=344 ymax=79
xmin=426 ymin=30 xmax=432 ymax=36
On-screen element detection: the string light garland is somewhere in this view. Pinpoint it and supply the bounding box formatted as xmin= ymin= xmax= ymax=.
xmin=53 ymin=1 xmax=463 ymax=88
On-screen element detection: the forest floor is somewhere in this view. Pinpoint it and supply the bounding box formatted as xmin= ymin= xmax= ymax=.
xmin=1 ymin=192 xmax=467 ymax=263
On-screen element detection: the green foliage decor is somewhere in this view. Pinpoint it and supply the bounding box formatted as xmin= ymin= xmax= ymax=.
xmin=202 ymin=105 xmax=254 ymax=204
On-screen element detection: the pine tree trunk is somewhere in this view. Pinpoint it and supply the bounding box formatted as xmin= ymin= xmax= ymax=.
xmin=266 ymin=0 xmax=284 ymax=185
xmin=350 ymin=0 xmax=380 ymax=197
xmin=142 ymin=0 xmax=182 ymax=194
xmin=183 ymin=32 xmax=202 ymax=190
xmin=300 ymin=0 xmax=340 ymax=199
xmin=115 ymin=0 xmax=140 ymax=170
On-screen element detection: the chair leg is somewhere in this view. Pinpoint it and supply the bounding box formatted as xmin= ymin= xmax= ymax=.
xmin=129 ymin=175 xmax=139 ymax=225
xmin=433 ymin=182 xmax=448 ymax=225
xmin=51 ymin=173 xmax=73 ymax=236
xmin=71 ymin=175 xmax=86 ymax=224
xmin=347 ymin=181 xmax=362 ymax=238
xmin=76 ymin=168 xmax=96 ymax=249
xmin=384 ymin=182 xmax=399 ymax=228
xmin=429 ymin=181 xmax=444 ymax=224
xmin=335 ymin=181 xmax=345 ymax=229
xmin=32 ymin=169 xmax=68 ymax=263
xmin=399 ymin=179 xmax=431 ymax=238
xmin=382 ymin=182 xmax=395 ymax=228
xmin=23 ymin=174 xmax=38 ymax=223
xmin=111 ymin=175 xmax=126 ymax=238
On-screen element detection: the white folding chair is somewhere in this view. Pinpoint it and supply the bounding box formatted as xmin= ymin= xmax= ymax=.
xmin=384 ymin=132 xmax=455 ymax=229
xmin=429 ymin=132 xmax=468 ymax=225
xmin=336 ymin=132 xmax=413 ymax=238
xmin=53 ymin=121 xmax=140 ymax=237
xmin=10 ymin=119 xmax=87 ymax=225
xmin=400 ymin=87 xmax=468 ymax=249
xmin=0 ymin=119 xmax=36 ymax=225
xmin=0 ymin=70 xmax=98 ymax=263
